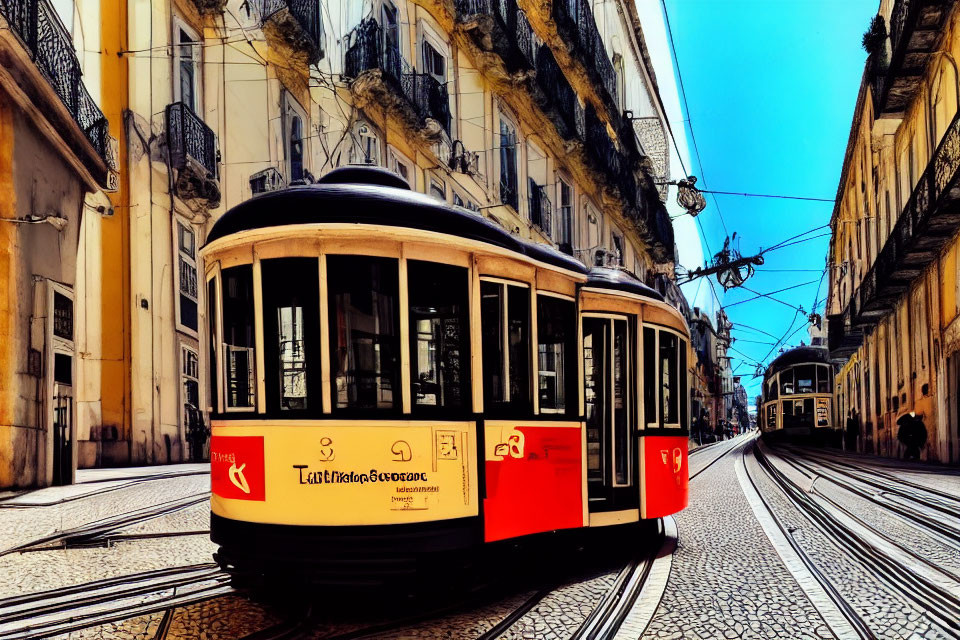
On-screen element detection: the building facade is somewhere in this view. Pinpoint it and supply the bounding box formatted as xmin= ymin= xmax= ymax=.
xmin=827 ymin=0 xmax=960 ymax=463
xmin=0 ymin=0 xmax=116 ymax=487
xmin=0 ymin=0 xmax=682 ymax=487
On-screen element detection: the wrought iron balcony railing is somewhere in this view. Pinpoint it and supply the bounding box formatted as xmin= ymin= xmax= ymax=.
xmin=166 ymin=102 xmax=218 ymax=179
xmin=257 ymin=0 xmax=325 ymax=64
xmin=870 ymin=0 xmax=951 ymax=115
xmin=849 ymin=107 xmax=960 ymax=327
xmin=455 ymin=0 xmax=536 ymax=71
xmin=528 ymin=180 xmax=552 ymax=235
xmin=534 ymin=44 xmax=580 ymax=141
xmin=0 ymin=0 xmax=109 ymax=162
xmin=553 ymin=0 xmax=618 ymax=108
xmin=583 ymin=104 xmax=621 ymax=183
xmin=345 ymin=19 xmax=451 ymax=134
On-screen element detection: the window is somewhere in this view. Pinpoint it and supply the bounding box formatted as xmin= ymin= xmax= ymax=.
xmin=262 ymin=258 xmax=319 ymax=413
xmin=537 ymin=296 xmax=576 ymax=415
xmin=422 ymin=40 xmax=445 ymax=83
xmin=556 ymin=177 xmax=573 ymax=254
xmin=351 ymin=121 xmax=381 ymax=166
xmin=499 ymin=114 xmax=518 ymax=210
xmin=207 ymin=277 xmax=217 ymax=411
xmin=768 ymin=377 xmax=779 ymax=400
xmin=181 ymin=345 xmax=200 ymax=429
xmin=611 ymin=232 xmax=624 ymax=266
xmin=222 ymin=265 xmax=256 ymax=410
xmin=643 ymin=328 xmax=687 ymax=429
xmin=387 ymin=147 xmax=412 ymax=185
xmin=429 ymin=175 xmax=446 ymax=201
xmin=795 ymin=365 xmax=815 ymax=394
xmin=409 ymin=262 xmax=470 ymax=412
xmin=780 ymin=369 xmax=794 ymax=395
xmin=177 ymin=222 xmax=198 ymax=332
xmin=584 ymin=320 xmax=606 ymax=480
xmin=174 ymin=23 xmax=200 ymax=113
xmin=453 ymin=192 xmax=478 ymax=212
xmin=481 ymin=280 xmax=530 ymax=413
xmin=283 ymin=93 xmax=308 ymax=183
xmin=328 ymin=256 xmax=400 ymax=411
xmin=817 ymin=365 xmax=831 ymax=394
xmin=767 ymin=403 xmax=777 ymax=429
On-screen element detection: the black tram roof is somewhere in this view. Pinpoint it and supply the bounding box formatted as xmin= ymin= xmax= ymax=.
xmin=765 ymin=345 xmax=830 ymax=378
xmin=206 ymin=166 xmax=586 ymax=274
xmin=585 ymin=267 xmax=664 ymax=302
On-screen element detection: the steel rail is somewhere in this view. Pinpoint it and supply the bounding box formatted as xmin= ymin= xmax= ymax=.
xmin=753 ymin=445 xmax=960 ymax=637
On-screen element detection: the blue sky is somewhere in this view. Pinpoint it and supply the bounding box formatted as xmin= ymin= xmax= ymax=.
xmin=662 ymin=0 xmax=878 ymax=400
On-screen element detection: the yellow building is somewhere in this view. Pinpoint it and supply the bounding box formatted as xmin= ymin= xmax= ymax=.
xmin=57 ymin=0 xmax=680 ymax=481
xmin=827 ymin=0 xmax=960 ymax=462
xmin=0 ymin=0 xmax=116 ymax=487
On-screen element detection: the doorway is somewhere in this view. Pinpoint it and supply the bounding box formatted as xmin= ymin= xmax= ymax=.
xmin=583 ymin=315 xmax=638 ymax=512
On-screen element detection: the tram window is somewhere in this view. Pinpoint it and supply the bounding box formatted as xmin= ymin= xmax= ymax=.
xmin=613 ymin=319 xmax=630 ymax=484
xmin=780 ymin=369 xmax=794 ymax=395
xmin=207 ymin=277 xmax=217 ymax=412
xmin=537 ymin=296 xmax=576 ymax=415
xmin=817 ymin=365 xmax=831 ymax=393
xmin=660 ymin=332 xmax=679 ymax=425
xmin=481 ymin=281 xmax=530 ymax=413
xmin=262 ymin=258 xmax=319 ymax=413
xmin=222 ymin=265 xmax=256 ymax=410
xmin=768 ymin=378 xmax=779 ymax=400
xmin=408 ymin=261 xmax=469 ymax=412
xmin=767 ymin=404 xmax=777 ymax=429
xmin=679 ymin=341 xmax=688 ymax=431
xmin=583 ymin=318 xmax=607 ymax=480
xmin=328 ymin=256 xmax=400 ymax=411
xmin=796 ymin=365 xmax=815 ymax=394
xmin=643 ymin=327 xmax=656 ymax=427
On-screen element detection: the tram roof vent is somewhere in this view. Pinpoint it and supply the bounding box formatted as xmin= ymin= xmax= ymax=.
xmin=317 ymin=166 xmax=410 ymax=191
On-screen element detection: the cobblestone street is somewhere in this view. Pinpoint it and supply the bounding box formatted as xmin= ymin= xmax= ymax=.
xmin=1 ymin=434 xmax=957 ymax=639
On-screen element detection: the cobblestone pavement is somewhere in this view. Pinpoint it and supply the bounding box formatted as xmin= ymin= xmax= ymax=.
xmin=643 ymin=439 xmax=835 ymax=640
xmin=6 ymin=449 xmax=960 ymax=639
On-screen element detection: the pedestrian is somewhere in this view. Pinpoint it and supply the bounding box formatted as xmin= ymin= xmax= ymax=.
xmin=896 ymin=411 xmax=927 ymax=461
xmin=845 ymin=409 xmax=860 ymax=452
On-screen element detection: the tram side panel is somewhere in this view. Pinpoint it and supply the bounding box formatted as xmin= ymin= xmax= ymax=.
xmin=482 ymin=420 xmax=585 ymax=542
xmin=640 ymin=434 xmax=689 ymax=519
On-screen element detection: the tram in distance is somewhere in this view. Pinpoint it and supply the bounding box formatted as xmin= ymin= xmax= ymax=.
xmin=200 ymin=166 xmax=691 ymax=584
xmin=759 ymin=345 xmax=839 ymax=445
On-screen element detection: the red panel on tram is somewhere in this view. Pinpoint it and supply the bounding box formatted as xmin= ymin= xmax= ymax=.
xmin=483 ymin=426 xmax=583 ymax=542
xmin=211 ymin=435 xmax=267 ymax=501
xmin=642 ymin=436 xmax=688 ymax=518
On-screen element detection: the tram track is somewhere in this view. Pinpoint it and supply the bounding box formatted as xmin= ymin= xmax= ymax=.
xmin=0 ymin=492 xmax=209 ymax=556
xmin=0 ymin=563 xmax=231 ymax=640
xmin=747 ymin=442 xmax=960 ymax=638
xmin=690 ymin=437 xmax=741 ymax=480
xmin=772 ymin=446 xmax=960 ymax=549
xmin=0 ymin=470 xmax=209 ymax=509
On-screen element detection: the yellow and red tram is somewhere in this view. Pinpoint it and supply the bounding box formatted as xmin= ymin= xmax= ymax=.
xmin=200 ymin=166 xmax=690 ymax=582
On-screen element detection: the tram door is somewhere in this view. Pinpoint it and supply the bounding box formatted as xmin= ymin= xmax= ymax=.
xmin=583 ymin=316 xmax=637 ymax=512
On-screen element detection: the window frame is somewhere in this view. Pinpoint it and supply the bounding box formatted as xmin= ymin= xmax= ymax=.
xmin=174 ymin=219 xmax=199 ymax=338
xmin=282 ymin=91 xmax=309 ymax=183
xmin=479 ymin=276 xmax=532 ymax=415
xmin=220 ymin=263 xmax=258 ymax=413
xmin=179 ymin=342 xmax=201 ymax=437
xmin=642 ymin=324 xmax=688 ymax=430
xmin=173 ymin=17 xmax=202 ymax=113
xmin=536 ymin=291 xmax=578 ymax=417
xmin=497 ymin=109 xmax=519 ymax=211
xmin=387 ymin=145 xmax=414 ymax=187
xmin=555 ymin=174 xmax=574 ymax=250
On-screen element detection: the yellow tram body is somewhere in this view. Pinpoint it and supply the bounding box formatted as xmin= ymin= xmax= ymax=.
xmin=199 ymin=167 xmax=690 ymax=580
xmin=760 ymin=346 xmax=838 ymax=444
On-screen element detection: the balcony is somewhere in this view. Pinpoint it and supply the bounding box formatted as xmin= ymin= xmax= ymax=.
xmin=257 ymin=0 xmax=325 ymax=65
xmin=533 ymin=44 xmax=582 ymax=141
xmin=827 ymin=312 xmax=864 ymax=362
xmin=583 ymin=104 xmax=621 ymax=184
xmin=166 ymin=102 xmax=220 ymax=206
xmin=0 ymin=0 xmax=110 ymax=181
xmin=528 ymin=180 xmax=552 ymax=235
xmin=455 ymin=0 xmax=536 ymax=72
xmin=553 ymin=0 xmax=618 ymax=109
xmin=345 ymin=19 xmax=451 ymax=137
xmin=849 ymin=108 xmax=960 ymax=328
xmin=871 ymin=0 xmax=952 ymax=117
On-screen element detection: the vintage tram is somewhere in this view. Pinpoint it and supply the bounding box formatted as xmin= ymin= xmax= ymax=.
xmin=200 ymin=167 xmax=690 ymax=583
xmin=759 ymin=345 xmax=838 ymax=444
